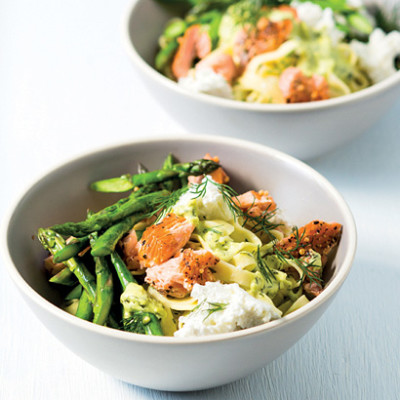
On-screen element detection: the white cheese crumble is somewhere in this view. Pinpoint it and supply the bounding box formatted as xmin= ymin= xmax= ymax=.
xmin=351 ymin=28 xmax=400 ymax=83
xmin=292 ymin=1 xmax=345 ymax=43
xmin=174 ymin=282 xmax=281 ymax=337
xmin=173 ymin=177 xmax=234 ymax=222
xmin=178 ymin=68 xmax=234 ymax=99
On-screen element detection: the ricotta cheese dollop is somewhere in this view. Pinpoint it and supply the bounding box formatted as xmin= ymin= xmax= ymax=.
xmin=351 ymin=28 xmax=400 ymax=83
xmin=174 ymin=282 xmax=281 ymax=337
xmin=178 ymin=68 xmax=234 ymax=99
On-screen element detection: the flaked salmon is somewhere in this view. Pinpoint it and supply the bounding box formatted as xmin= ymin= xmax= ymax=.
xmin=276 ymin=220 xmax=342 ymax=297
xmin=121 ymin=229 xmax=141 ymax=271
xmin=172 ymin=25 xmax=212 ymax=79
xmin=196 ymin=51 xmax=237 ymax=82
xmin=234 ymin=17 xmax=293 ymax=70
xmin=303 ymin=281 xmax=323 ymax=297
xmin=276 ymin=220 xmax=342 ymax=265
xmin=145 ymin=249 xmax=217 ymax=298
xmin=279 ymin=67 xmax=330 ymax=103
xmin=137 ymin=213 xmax=195 ymax=268
xmin=233 ymin=190 xmax=277 ymax=217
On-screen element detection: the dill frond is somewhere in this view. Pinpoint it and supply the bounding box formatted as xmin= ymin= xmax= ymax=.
xmin=150 ymin=186 xmax=190 ymax=222
xmin=256 ymin=246 xmax=276 ymax=283
xmin=203 ymin=302 xmax=228 ymax=320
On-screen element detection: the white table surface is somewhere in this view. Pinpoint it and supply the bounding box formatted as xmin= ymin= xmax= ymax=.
xmin=1 ymin=1 xmax=399 ymax=399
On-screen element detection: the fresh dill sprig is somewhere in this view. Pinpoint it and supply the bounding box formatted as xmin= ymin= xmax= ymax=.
xmin=242 ymin=205 xmax=281 ymax=240
xmin=190 ymin=178 xmax=209 ymax=199
xmin=273 ymin=246 xmax=322 ymax=285
xmin=256 ymin=245 xmax=276 ymax=283
xmin=190 ymin=300 xmax=228 ymax=321
xmin=150 ymin=186 xmax=190 ymax=222
xmin=203 ymin=302 xmax=228 ymax=320
xmin=191 ymin=299 xmax=204 ymax=313
xmin=190 ymin=177 xmax=243 ymax=218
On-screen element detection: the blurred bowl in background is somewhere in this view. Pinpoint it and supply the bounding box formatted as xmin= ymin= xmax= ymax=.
xmin=124 ymin=0 xmax=400 ymax=160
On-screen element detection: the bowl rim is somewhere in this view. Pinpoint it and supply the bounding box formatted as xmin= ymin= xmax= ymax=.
xmin=123 ymin=0 xmax=400 ymax=113
xmin=1 ymin=134 xmax=357 ymax=344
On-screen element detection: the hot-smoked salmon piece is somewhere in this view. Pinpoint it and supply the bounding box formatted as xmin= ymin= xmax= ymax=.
xmin=279 ymin=67 xmax=330 ymax=103
xmin=232 ymin=190 xmax=277 ymax=217
xmin=145 ymin=249 xmax=217 ymax=298
xmin=137 ymin=213 xmax=195 ymax=269
xmin=276 ymin=220 xmax=342 ymax=297
xmin=196 ymin=51 xmax=238 ymax=82
xmin=121 ymin=229 xmax=141 ymax=271
xmin=172 ymin=25 xmax=212 ymax=79
xmin=275 ymin=220 xmax=342 ymax=266
xmin=233 ymin=17 xmax=293 ymax=70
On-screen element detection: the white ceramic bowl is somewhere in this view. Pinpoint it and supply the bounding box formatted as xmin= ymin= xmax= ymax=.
xmin=1 ymin=135 xmax=356 ymax=391
xmin=124 ymin=0 xmax=400 ymax=160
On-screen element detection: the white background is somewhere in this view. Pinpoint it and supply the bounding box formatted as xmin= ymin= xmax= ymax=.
xmin=1 ymin=1 xmax=399 ymax=399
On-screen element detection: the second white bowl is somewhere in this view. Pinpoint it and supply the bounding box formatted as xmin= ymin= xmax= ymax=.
xmin=124 ymin=0 xmax=400 ymax=160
